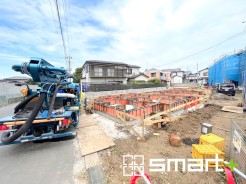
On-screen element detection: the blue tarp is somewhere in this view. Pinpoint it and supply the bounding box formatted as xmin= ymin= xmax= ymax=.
xmin=243 ymin=71 xmax=246 ymax=102
xmin=208 ymin=50 xmax=246 ymax=86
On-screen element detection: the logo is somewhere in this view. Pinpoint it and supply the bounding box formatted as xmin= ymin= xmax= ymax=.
xmin=225 ymin=159 xmax=238 ymax=171
xmin=123 ymin=155 xmax=144 ymax=176
xmin=123 ymin=154 xmax=225 ymax=176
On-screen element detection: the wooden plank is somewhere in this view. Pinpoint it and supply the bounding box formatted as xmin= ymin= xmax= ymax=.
xmin=144 ymin=98 xmax=202 ymax=124
xmin=144 ymin=116 xmax=185 ymax=125
xmin=168 ymin=98 xmax=201 ymax=112
xmin=221 ymin=106 xmax=243 ymax=114
xmin=4 ymin=118 xmax=65 ymax=126
xmin=144 ymin=111 xmax=169 ymax=121
xmin=129 ymin=126 xmax=141 ymax=138
xmin=215 ymin=115 xmax=245 ymax=120
xmin=78 ymin=115 xmax=97 ymax=128
xmin=77 ymin=125 xmax=115 ymax=156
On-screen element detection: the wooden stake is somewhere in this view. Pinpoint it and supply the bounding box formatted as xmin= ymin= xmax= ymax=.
xmin=4 ymin=118 xmax=65 ymax=126
xmin=141 ymin=117 xmax=145 ymax=141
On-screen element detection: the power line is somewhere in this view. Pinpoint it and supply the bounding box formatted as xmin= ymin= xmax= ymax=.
xmin=154 ymin=48 xmax=246 ymax=73
xmin=49 ymin=0 xmax=72 ymax=74
xmin=55 ymin=0 xmax=72 ymax=75
xmin=153 ymin=29 xmax=246 ymax=68
xmin=55 ymin=0 xmax=68 ymax=62
xmin=62 ymin=0 xmax=70 ymax=58
xmin=62 ymin=0 xmax=72 ymax=75
xmin=48 ymin=0 xmax=59 ymax=35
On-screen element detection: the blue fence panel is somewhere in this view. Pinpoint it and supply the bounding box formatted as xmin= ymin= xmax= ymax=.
xmin=225 ymin=54 xmax=240 ymax=83
xmin=209 ymin=50 xmax=246 ymax=86
xmin=243 ymin=71 xmax=246 ymax=103
xmin=239 ymin=51 xmax=246 ymax=84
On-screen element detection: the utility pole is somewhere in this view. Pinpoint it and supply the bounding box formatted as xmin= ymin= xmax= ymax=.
xmin=66 ymin=56 xmax=72 ymax=82
xmin=186 ymin=66 xmax=188 ymax=83
xmin=197 ymin=62 xmax=198 ymax=83
xmin=66 ymin=56 xmax=72 ymax=74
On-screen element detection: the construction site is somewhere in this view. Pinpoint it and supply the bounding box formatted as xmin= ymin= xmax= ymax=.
xmin=1 ymin=1 xmax=246 ymax=184
xmin=74 ymin=86 xmax=246 ymax=184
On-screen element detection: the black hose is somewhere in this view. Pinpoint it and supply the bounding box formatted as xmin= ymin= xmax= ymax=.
xmin=14 ymin=93 xmax=39 ymax=113
xmin=47 ymin=85 xmax=62 ymax=120
xmin=1 ymin=85 xmax=51 ymax=144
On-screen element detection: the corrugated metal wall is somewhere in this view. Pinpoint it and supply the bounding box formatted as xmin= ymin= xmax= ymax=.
xmin=208 ymin=50 xmax=246 ymax=86
xmin=0 ymin=82 xmax=39 ymax=107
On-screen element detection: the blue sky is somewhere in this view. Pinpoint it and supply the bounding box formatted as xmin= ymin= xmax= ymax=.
xmin=0 ymin=0 xmax=246 ymax=78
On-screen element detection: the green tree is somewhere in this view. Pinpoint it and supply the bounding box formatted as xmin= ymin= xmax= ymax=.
xmin=149 ymin=78 xmax=161 ymax=84
xmin=73 ymin=67 xmax=82 ymax=83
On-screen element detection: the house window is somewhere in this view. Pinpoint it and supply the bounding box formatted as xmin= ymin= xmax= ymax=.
xmin=107 ymin=68 xmax=114 ymax=77
xmin=128 ymin=69 xmax=132 ymax=74
xmin=160 ymin=73 xmax=163 ymax=76
xmin=94 ymin=66 xmax=103 ymax=77
xmin=151 ymin=73 xmax=156 ymax=77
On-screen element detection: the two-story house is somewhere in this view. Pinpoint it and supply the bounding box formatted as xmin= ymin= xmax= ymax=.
xmin=170 ymin=69 xmax=185 ymax=84
xmin=160 ymin=69 xmax=184 ymax=85
xmin=144 ymin=68 xmax=184 ymax=84
xmin=185 ymin=68 xmax=208 ymax=84
xmin=81 ymin=60 xmax=140 ymax=84
xmin=186 ymin=73 xmax=198 ymax=83
xmin=144 ymin=68 xmax=165 ymax=82
xmin=198 ymin=68 xmax=208 ymax=84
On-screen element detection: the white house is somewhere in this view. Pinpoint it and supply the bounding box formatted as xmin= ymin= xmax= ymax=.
xmin=185 ymin=68 xmax=208 ymax=85
xmin=170 ymin=70 xmax=184 ymax=84
xmin=198 ymin=68 xmax=208 ymax=84
xmin=128 ymin=73 xmax=149 ymax=83
xmin=81 ymin=60 xmax=140 ymax=84
xmin=186 ymin=73 xmax=198 ymax=82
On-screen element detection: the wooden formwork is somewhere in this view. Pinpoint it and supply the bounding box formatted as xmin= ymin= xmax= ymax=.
xmin=89 ymin=88 xmax=211 ymax=140
xmin=114 ymin=110 xmax=145 ymax=140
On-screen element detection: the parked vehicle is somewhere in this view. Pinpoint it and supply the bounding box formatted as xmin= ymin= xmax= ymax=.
xmin=217 ymin=83 xmax=236 ymax=96
xmin=0 ymin=58 xmax=80 ymax=145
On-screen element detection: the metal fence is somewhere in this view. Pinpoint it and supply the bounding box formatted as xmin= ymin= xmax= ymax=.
xmin=88 ymin=83 xmax=167 ymax=92
xmin=230 ymin=120 xmax=246 ymax=183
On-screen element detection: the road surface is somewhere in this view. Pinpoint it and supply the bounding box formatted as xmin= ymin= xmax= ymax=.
xmin=0 ymin=103 xmax=82 ymax=184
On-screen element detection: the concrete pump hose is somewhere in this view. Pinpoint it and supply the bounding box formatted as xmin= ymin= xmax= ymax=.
xmin=1 ymin=85 xmax=51 ymax=144
xmin=47 ymin=85 xmax=62 ymax=120
xmin=14 ymin=93 xmax=39 ymax=113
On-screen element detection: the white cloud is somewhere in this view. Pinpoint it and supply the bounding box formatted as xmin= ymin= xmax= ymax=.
xmin=0 ymin=0 xmax=245 ymax=78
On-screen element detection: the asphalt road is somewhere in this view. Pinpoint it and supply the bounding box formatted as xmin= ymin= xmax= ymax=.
xmin=0 ymin=103 xmax=81 ymax=184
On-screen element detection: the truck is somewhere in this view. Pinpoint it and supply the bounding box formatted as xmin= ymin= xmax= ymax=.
xmin=0 ymin=58 xmax=80 ymax=145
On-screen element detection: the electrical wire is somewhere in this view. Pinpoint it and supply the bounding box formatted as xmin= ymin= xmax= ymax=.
xmin=49 ymin=0 xmax=59 ymax=35
xmin=63 ymin=0 xmax=72 ymax=74
xmin=62 ymin=0 xmax=70 ymax=59
xmin=55 ymin=0 xmax=68 ymax=61
xmin=153 ymin=29 xmax=246 ymax=68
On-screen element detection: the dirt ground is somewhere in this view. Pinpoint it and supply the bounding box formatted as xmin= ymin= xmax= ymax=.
xmin=93 ymin=93 xmax=246 ymax=184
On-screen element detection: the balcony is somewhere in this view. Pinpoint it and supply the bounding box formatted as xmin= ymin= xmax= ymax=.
xmin=160 ymin=76 xmax=166 ymax=80
xmin=89 ymin=72 xmax=127 ymax=78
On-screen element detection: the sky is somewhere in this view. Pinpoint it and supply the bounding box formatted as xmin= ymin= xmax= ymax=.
xmin=0 ymin=0 xmax=246 ymax=79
